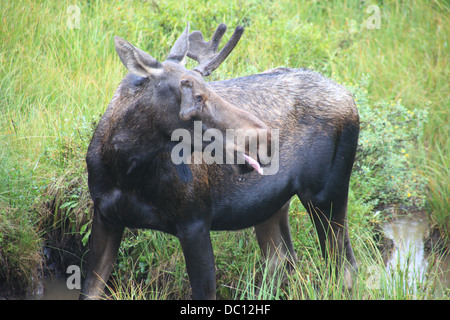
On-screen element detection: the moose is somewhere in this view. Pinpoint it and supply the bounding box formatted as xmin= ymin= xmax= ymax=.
xmin=80 ymin=23 xmax=359 ymax=299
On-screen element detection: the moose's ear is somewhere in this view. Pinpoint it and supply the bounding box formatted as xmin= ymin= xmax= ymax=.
xmin=114 ymin=36 xmax=163 ymax=78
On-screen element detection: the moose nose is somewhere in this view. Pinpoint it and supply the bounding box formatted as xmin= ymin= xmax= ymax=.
xmin=179 ymin=109 xmax=192 ymax=121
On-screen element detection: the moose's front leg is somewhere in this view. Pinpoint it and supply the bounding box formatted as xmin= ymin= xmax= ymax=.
xmin=80 ymin=208 xmax=124 ymax=299
xmin=177 ymin=221 xmax=216 ymax=300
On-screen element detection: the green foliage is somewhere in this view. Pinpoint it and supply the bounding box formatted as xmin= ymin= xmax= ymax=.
xmin=425 ymin=146 xmax=450 ymax=241
xmin=111 ymin=230 xmax=191 ymax=299
xmin=0 ymin=0 xmax=447 ymax=297
xmin=0 ymin=205 xmax=42 ymax=294
xmin=348 ymin=76 xmax=428 ymax=207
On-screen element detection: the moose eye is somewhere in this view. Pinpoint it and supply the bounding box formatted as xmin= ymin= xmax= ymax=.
xmin=195 ymin=95 xmax=203 ymax=103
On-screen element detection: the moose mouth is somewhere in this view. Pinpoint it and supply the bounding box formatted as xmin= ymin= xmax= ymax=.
xmin=243 ymin=153 xmax=263 ymax=175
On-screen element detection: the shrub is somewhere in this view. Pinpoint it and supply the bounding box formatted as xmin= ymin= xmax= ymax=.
xmin=0 ymin=205 xmax=42 ymax=295
xmin=348 ymin=75 xmax=428 ymax=208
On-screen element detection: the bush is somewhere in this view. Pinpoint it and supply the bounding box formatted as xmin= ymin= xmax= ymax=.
xmin=347 ymin=75 xmax=428 ymax=208
xmin=0 ymin=205 xmax=42 ymax=295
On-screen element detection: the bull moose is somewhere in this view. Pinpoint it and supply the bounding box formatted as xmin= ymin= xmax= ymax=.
xmin=80 ymin=23 xmax=359 ymax=299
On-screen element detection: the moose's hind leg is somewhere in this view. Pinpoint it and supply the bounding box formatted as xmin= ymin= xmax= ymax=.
xmin=299 ymin=137 xmax=358 ymax=289
xmin=302 ymin=193 xmax=356 ymax=290
xmin=254 ymin=200 xmax=297 ymax=279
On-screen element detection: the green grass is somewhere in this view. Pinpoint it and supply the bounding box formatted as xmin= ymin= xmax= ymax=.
xmin=0 ymin=0 xmax=448 ymax=298
xmin=102 ymin=197 xmax=449 ymax=300
xmin=0 ymin=204 xmax=42 ymax=294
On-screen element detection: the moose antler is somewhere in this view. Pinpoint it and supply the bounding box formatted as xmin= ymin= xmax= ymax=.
xmin=187 ymin=24 xmax=244 ymax=77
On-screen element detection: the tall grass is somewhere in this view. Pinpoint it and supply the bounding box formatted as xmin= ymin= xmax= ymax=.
xmin=102 ymin=209 xmax=449 ymax=300
xmin=0 ymin=205 xmax=42 ymax=294
xmin=0 ymin=0 xmax=448 ymax=297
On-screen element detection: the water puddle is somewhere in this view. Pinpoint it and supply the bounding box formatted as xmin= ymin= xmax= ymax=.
xmin=29 ymin=277 xmax=80 ymax=300
xmin=382 ymin=210 xmax=450 ymax=296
